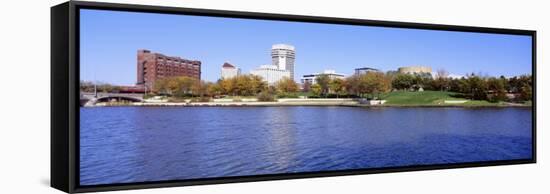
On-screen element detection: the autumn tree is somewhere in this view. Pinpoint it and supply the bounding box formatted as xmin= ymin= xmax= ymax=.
xmin=191 ymin=80 xmax=210 ymax=97
xmin=207 ymin=82 xmax=222 ymax=97
xmin=310 ymin=84 xmax=322 ymax=97
xmin=346 ymin=72 xmax=390 ymax=98
xmin=153 ymin=76 xmax=197 ymax=96
xmin=215 ymin=75 xmax=267 ymax=96
xmin=329 ymin=78 xmax=346 ymax=98
xmin=315 ymin=74 xmax=331 ymax=97
xmin=345 ymin=75 xmax=361 ymax=97
xmin=361 ymin=72 xmax=391 ymax=99
xmin=275 ymin=77 xmax=299 ymax=94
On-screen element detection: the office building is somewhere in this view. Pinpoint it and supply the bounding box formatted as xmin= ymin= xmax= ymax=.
xmin=355 ymin=67 xmax=381 ymax=75
xmin=250 ymin=65 xmax=291 ymax=85
xmin=301 ymin=70 xmax=345 ymax=85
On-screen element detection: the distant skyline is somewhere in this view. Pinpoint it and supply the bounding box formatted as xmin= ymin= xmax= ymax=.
xmin=80 ymin=9 xmax=532 ymax=85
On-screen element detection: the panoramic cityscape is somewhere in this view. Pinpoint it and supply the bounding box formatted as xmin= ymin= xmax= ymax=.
xmin=78 ymin=9 xmax=533 ymax=186
xmin=80 ymin=42 xmax=532 ymax=107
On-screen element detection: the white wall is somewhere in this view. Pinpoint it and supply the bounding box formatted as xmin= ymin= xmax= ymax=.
xmin=0 ymin=0 xmax=547 ymax=193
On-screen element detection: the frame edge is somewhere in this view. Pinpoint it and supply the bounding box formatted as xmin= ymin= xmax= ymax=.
xmin=51 ymin=1 xmax=71 ymax=193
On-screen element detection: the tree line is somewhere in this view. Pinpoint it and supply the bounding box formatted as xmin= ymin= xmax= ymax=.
xmin=385 ymin=71 xmax=532 ymax=102
xmin=80 ymin=81 xmax=121 ymax=93
xmin=153 ymin=75 xmax=299 ymax=100
xmin=87 ymin=69 xmax=532 ymax=103
xmin=299 ymin=71 xmax=531 ymax=102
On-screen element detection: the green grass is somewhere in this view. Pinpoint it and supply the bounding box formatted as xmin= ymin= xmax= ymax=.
xmin=382 ymin=91 xmax=460 ymax=105
xmin=461 ymin=100 xmax=503 ymax=106
xmin=381 ymin=91 xmax=501 ymax=106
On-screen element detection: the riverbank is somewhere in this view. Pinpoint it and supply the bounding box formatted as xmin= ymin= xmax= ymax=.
xmin=87 ymin=90 xmax=532 ymax=108
xmin=90 ymin=99 xmax=531 ymax=108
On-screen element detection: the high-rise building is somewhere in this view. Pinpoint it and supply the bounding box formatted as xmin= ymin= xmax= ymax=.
xmin=271 ymin=44 xmax=296 ymax=80
xmin=221 ymin=62 xmax=241 ymax=79
xmin=137 ymin=49 xmax=201 ymax=89
xmin=250 ymin=65 xmax=291 ymax=85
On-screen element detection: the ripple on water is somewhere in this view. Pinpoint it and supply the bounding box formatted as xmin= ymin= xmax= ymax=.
xmin=79 ymin=107 xmax=532 ymax=185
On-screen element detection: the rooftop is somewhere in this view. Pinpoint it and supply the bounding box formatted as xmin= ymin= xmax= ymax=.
xmin=222 ymin=62 xmax=236 ymax=68
xmin=272 ymin=44 xmax=295 ymax=50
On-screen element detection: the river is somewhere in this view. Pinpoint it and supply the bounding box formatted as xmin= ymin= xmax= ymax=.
xmin=79 ymin=106 xmax=532 ymax=185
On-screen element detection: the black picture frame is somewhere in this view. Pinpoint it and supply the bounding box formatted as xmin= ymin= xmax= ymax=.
xmin=51 ymin=1 xmax=537 ymax=193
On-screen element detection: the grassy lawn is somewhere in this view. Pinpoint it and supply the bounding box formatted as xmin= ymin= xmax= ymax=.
xmin=381 ymin=91 xmax=501 ymax=106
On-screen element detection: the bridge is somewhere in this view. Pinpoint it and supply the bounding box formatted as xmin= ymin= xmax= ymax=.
xmin=80 ymin=92 xmax=144 ymax=107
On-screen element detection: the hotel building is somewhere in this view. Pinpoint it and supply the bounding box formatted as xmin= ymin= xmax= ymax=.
xmin=271 ymin=44 xmax=296 ymax=80
xmin=137 ymin=49 xmax=201 ymax=89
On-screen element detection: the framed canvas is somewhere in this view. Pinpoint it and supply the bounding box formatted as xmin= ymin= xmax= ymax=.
xmin=51 ymin=1 xmax=536 ymax=193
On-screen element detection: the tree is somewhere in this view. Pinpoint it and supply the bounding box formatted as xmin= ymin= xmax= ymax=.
xmin=345 ymin=75 xmax=361 ymax=97
xmin=449 ymin=78 xmax=462 ymax=93
xmin=519 ymin=85 xmax=532 ymax=102
xmin=249 ymin=75 xmax=268 ymax=95
xmin=153 ymin=76 xmax=197 ymax=96
xmin=215 ymin=75 xmax=267 ymax=96
xmin=207 ymin=82 xmax=222 ymax=97
xmin=432 ymin=69 xmax=450 ymax=91
xmin=174 ymin=76 xmax=196 ymax=96
xmin=361 ymin=72 xmax=391 ymax=99
xmin=499 ymin=75 xmax=510 ymax=92
xmin=302 ymin=81 xmax=312 ymax=93
xmin=487 ymin=77 xmax=507 ymax=102
xmin=234 ymin=75 xmax=250 ymax=96
xmin=275 ymin=77 xmax=299 ymax=94
xmin=191 ymin=80 xmax=210 ymax=97
xmin=315 ymin=74 xmax=331 ymax=97
xmin=507 ymin=76 xmax=520 ymax=93
xmin=218 ymin=78 xmax=234 ymax=95
xmin=80 ymin=81 xmax=94 ymax=93
xmin=311 ymin=84 xmax=322 ymax=97
xmin=80 ymin=81 xmax=121 ymax=93
xmin=517 ymin=75 xmax=533 ymax=101
xmin=391 ymin=73 xmax=415 ymax=90
xmin=345 ymin=72 xmax=390 ymax=99
xmin=461 ymin=74 xmax=488 ymax=100
xmin=329 ymin=78 xmax=346 ymax=98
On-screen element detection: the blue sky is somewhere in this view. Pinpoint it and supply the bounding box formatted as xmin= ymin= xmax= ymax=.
xmin=80 ymin=9 xmax=532 ymax=85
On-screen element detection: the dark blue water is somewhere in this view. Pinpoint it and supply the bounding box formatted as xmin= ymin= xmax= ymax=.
xmin=79 ymin=106 xmax=532 ymax=185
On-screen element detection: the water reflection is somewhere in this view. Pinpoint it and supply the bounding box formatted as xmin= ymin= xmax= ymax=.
xmin=80 ymin=106 xmax=532 ymax=185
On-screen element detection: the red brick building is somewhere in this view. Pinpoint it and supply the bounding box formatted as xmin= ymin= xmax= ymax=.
xmin=137 ymin=49 xmax=201 ymax=89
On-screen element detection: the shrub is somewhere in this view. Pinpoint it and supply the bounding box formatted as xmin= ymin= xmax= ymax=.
xmin=277 ymin=93 xmax=299 ymax=98
xmin=257 ymin=92 xmax=275 ymax=102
